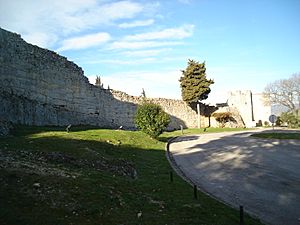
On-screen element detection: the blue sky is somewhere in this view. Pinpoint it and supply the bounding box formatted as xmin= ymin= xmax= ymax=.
xmin=1 ymin=0 xmax=299 ymax=103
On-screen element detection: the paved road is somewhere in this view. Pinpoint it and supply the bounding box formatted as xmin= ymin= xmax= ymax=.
xmin=169 ymin=130 xmax=300 ymax=225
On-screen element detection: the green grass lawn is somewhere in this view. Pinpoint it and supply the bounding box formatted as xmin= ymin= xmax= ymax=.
xmin=251 ymin=132 xmax=300 ymax=139
xmin=0 ymin=126 xmax=263 ymax=225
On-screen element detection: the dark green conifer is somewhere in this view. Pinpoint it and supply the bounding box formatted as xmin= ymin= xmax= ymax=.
xmin=179 ymin=59 xmax=214 ymax=104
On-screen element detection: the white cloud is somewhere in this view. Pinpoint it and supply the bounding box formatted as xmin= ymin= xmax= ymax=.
xmin=0 ymin=0 xmax=148 ymax=48
xmin=124 ymin=24 xmax=194 ymax=41
xmin=57 ymin=32 xmax=111 ymax=52
xmin=119 ymin=19 xmax=155 ymax=28
xmin=87 ymin=57 xmax=157 ymax=65
xmin=84 ymin=55 xmax=188 ymax=66
xmin=98 ymin=1 xmax=143 ymax=22
xmin=109 ymin=41 xmax=183 ymax=49
xmin=122 ymin=48 xmax=171 ymax=57
xmin=23 ymin=32 xmax=58 ymax=49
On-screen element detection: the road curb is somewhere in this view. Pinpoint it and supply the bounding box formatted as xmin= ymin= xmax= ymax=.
xmin=165 ymin=136 xmax=196 ymax=187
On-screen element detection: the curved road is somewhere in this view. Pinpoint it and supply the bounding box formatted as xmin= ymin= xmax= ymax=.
xmin=169 ymin=130 xmax=300 ymax=225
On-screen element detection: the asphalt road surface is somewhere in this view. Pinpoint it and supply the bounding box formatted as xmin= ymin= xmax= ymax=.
xmin=169 ymin=130 xmax=300 ymax=225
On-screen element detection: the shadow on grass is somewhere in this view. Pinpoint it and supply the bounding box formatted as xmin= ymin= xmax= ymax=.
xmin=0 ymin=126 xmax=263 ymax=225
xmin=10 ymin=125 xmax=110 ymax=136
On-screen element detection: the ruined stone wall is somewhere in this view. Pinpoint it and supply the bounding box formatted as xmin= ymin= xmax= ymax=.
xmin=1 ymin=28 xmax=111 ymax=127
xmin=227 ymin=90 xmax=271 ymax=127
xmin=111 ymin=90 xmax=202 ymax=129
xmin=227 ymin=90 xmax=254 ymax=127
xmin=0 ymin=28 xmax=202 ymax=130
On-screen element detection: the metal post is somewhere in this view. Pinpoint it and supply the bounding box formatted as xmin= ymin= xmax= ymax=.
xmin=239 ymin=205 xmax=244 ymax=225
xmin=194 ymin=185 xmax=198 ymax=199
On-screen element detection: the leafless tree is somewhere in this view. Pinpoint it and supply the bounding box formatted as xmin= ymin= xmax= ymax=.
xmin=264 ymin=73 xmax=300 ymax=111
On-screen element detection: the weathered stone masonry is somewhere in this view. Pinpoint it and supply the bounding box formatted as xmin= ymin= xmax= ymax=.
xmin=0 ymin=28 xmax=202 ymax=129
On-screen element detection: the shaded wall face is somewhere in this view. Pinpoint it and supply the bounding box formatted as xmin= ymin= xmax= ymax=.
xmin=0 ymin=28 xmax=202 ymax=130
xmin=0 ymin=28 xmax=111 ymax=126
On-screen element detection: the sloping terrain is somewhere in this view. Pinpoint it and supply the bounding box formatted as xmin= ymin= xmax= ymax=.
xmin=0 ymin=126 xmax=263 ymax=225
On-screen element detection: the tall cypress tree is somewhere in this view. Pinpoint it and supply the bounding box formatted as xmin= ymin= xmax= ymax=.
xmin=95 ymin=75 xmax=104 ymax=88
xmin=179 ymin=59 xmax=214 ymax=104
xmin=95 ymin=75 xmax=101 ymax=86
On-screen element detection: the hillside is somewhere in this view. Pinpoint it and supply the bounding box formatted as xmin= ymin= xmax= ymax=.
xmin=0 ymin=126 xmax=263 ymax=225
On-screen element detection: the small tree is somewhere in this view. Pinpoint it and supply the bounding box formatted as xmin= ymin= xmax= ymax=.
xmin=280 ymin=110 xmax=300 ymax=128
xmin=212 ymin=112 xmax=233 ymax=128
xmin=179 ymin=59 xmax=214 ymax=105
xmin=134 ymin=102 xmax=170 ymax=139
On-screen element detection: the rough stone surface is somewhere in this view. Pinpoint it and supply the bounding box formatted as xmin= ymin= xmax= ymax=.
xmin=0 ymin=28 xmax=210 ymax=129
xmin=0 ymin=120 xmax=13 ymax=136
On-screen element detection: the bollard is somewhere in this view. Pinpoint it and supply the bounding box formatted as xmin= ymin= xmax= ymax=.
xmin=170 ymin=171 xmax=173 ymax=183
xmin=239 ymin=205 xmax=244 ymax=225
xmin=194 ymin=185 xmax=198 ymax=199
xmin=180 ymin=125 xmax=183 ymax=135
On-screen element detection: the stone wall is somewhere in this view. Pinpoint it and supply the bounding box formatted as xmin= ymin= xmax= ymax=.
xmin=227 ymin=90 xmax=271 ymax=127
xmin=0 ymin=28 xmax=204 ymax=130
xmin=111 ymin=90 xmax=202 ymax=128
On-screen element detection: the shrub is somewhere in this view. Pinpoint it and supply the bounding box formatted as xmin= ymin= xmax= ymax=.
xmin=256 ymin=120 xmax=263 ymax=127
xmin=280 ymin=110 xmax=300 ymax=128
xmin=275 ymin=116 xmax=282 ymax=126
xmin=134 ymin=102 xmax=170 ymax=139
xmin=212 ymin=112 xmax=233 ymax=128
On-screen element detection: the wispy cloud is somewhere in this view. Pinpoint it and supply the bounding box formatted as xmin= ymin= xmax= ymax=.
xmin=119 ymin=19 xmax=155 ymax=28
xmin=122 ymin=48 xmax=171 ymax=57
xmin=98 ymin=1 xmax=143 ymax=22
xmin=108 ymin=24 xmax=193 ymax=51
xmin=124 ymin=24 xmax=194 ymax=41
xmin=109 ymin=41 xmax=183 ymax=50
xmin=23 ymin=32 xmax=58 ymax=49
xmin=86 ymin=57 xmax=157 ymax=65
xmin=57 ymin=32 xmax=111 ymax=52
xmin=0 ymin=0 xmax=151 ymax=48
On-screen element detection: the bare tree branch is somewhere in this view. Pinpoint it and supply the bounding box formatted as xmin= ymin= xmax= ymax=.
xmin=264 ymin=73 xmax=300 ymax=111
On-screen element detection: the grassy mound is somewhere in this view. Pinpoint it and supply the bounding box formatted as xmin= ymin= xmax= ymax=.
xmin=0 ymin=126 xmax=262 ymax=225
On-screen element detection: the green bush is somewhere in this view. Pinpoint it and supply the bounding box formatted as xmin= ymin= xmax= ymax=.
xmin=134 ymin=102 xmax=170 ymax=138
xmin=275 ymin=116 xmax=282 ymax=126
xmin=281 ymin=110 xmax=300 ymax=128
xmin=212 ymin=112 xmax=233 ymax=128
